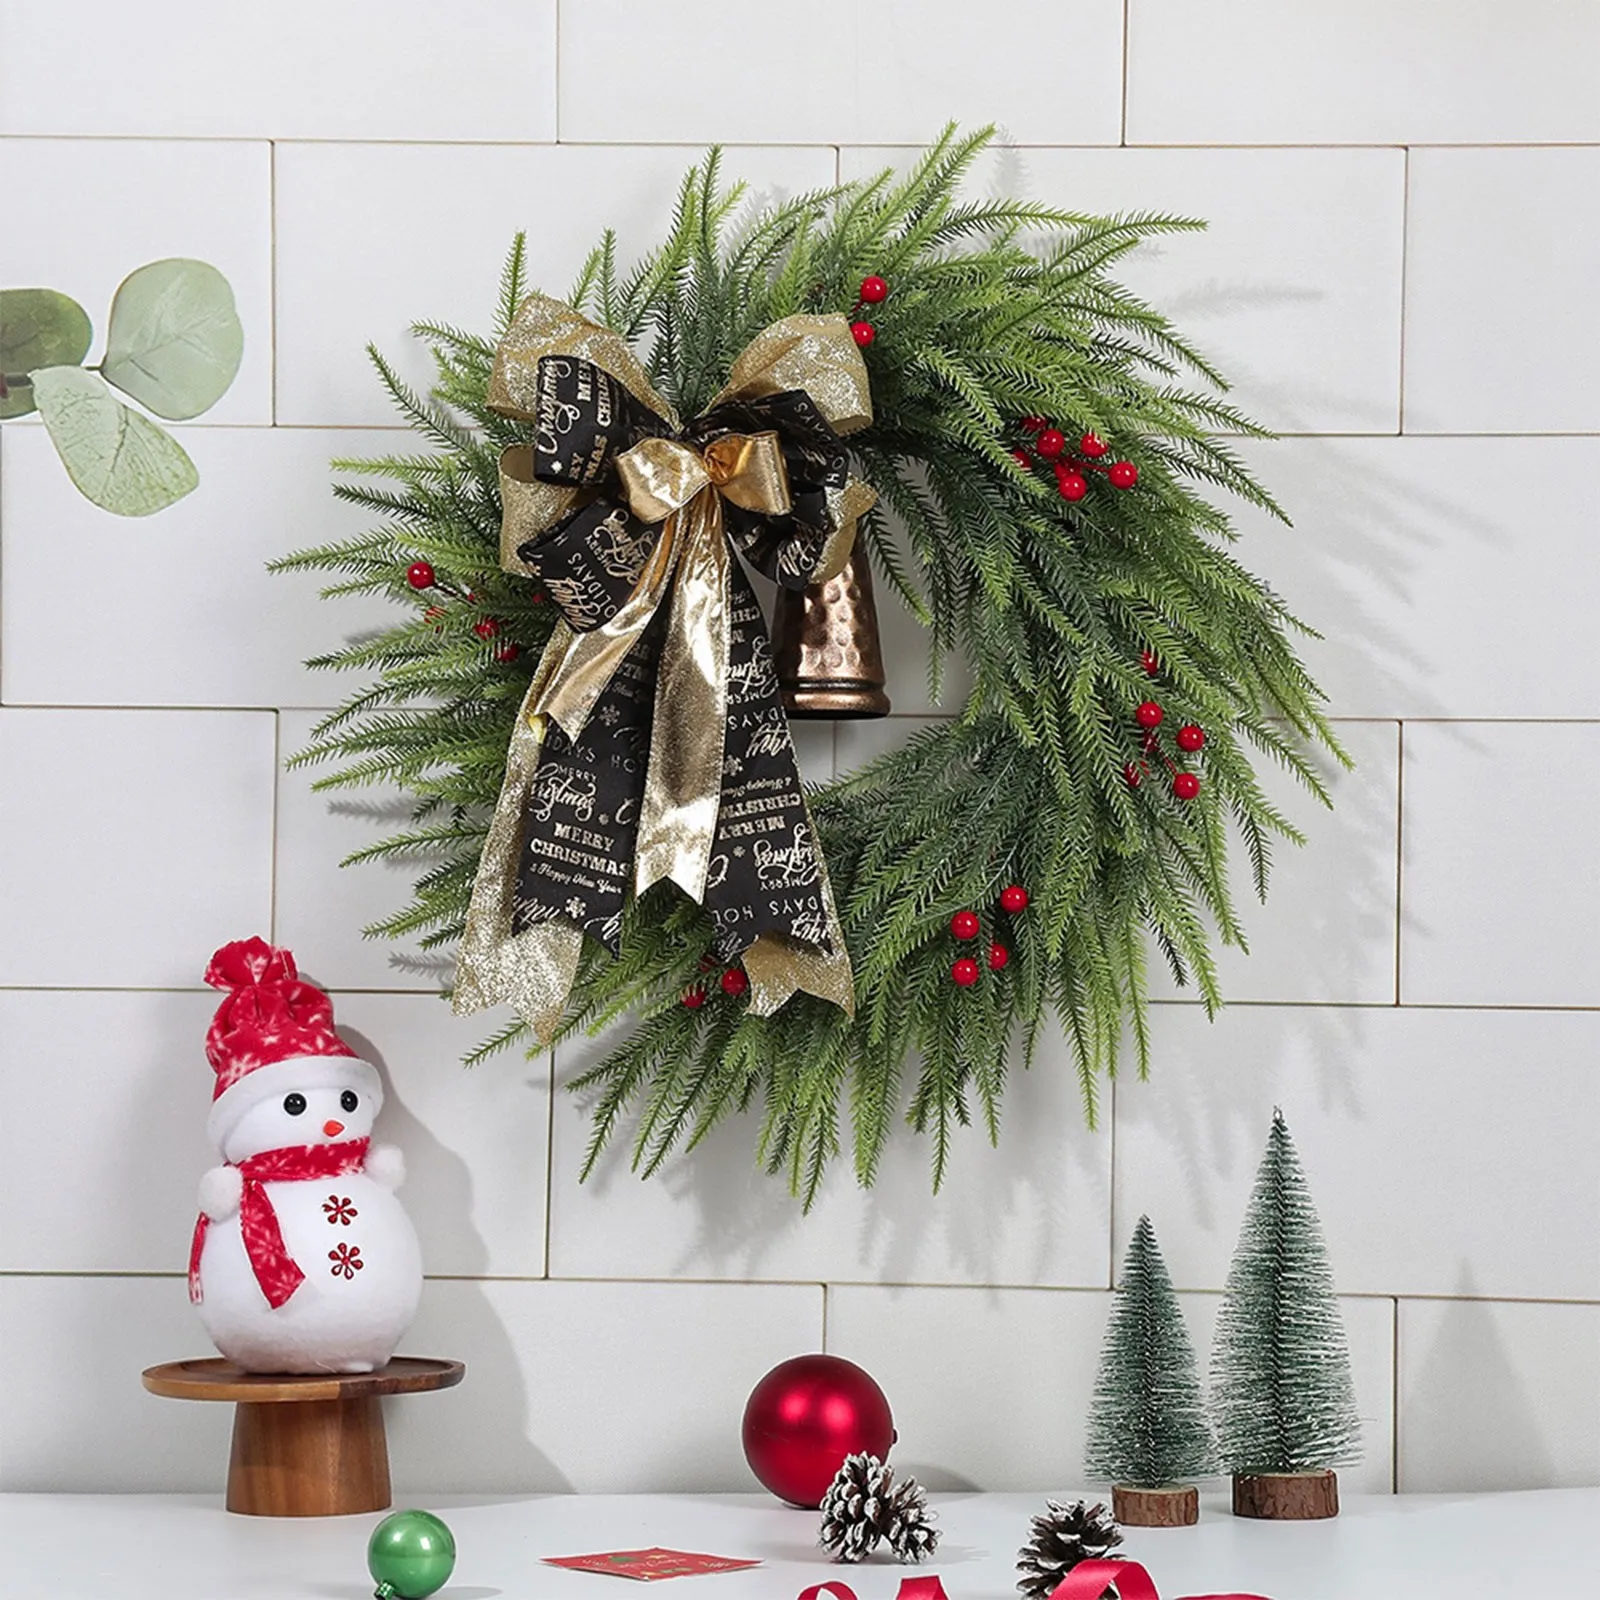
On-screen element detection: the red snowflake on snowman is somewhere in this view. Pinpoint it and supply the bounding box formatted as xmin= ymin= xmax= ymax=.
xmin=329 ymin=1242 xmax=365 ymax=1279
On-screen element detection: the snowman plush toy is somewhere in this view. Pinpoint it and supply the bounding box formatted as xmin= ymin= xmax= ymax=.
xmin=188 ymin=937 xmax=422 ymax=1374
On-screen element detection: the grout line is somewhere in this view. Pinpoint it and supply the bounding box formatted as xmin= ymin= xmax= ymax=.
xmin=268 ymin=710 xmax=282 ymax=942
xmin=553 ymin=0 xmax=563 ymax=142
xmin=1393 ymin=721 xmax=1405 ymax=1005
xmin=268 ymin=139 xmax=279 ymax=427
xmin=1119 ymin=0 xmax=1130 ymax=147
xmin=820 ymin=1282 xmax=830 ymax=1349
xmin=1390 ymin=1297 xmax=1402 ymax=1492
xmin=1397 ymin=146 xmax=1411 ymax=435
xmin=542 ymin=1046 xmax=557 ymax=1279
xmin=1106 ymin=1074 xmax=1119 ymax=1289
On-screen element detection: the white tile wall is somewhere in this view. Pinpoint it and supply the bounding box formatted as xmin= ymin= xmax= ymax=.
xmin=1 ymin=3 xmax=1596 ymax=1502
xmin=1126 ymin=1 xmax=1600 ymax=146
xmin=0 ymin=139 xmax=273 ymax=426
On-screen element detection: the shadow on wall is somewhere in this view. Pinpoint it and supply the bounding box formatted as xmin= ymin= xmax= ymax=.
xmin=341 ymin=1027 xmax=565 ymax=1494
xmin=1402 ymin=1270 xmax=1556 ymax=1492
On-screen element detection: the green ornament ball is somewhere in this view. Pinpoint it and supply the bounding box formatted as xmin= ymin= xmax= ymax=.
xmin=367 ymin=1509 xmax=456 ymax=1600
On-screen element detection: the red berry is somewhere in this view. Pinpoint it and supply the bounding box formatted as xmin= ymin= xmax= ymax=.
xmin=406 ymin=561 xmax=435 ymax=590
xmin=1176 ymin=724 xmax=1205 ymax=753
xmin=1011 ymin=449 xmax=1034 ymax=469
xmin=720 ymin=968 xmax=749 ymax=998
xmin=859 ymin=275 xmax=888 ymax=304
xmin=1139 ymin=649 xmax=1159 ymax=677
xmin=1173 ymin=772 xmax=1201 ymax=801
xmin=951 ymin=957 xmax=981 ymax=988
xmin=531 ymin=590 xmax=546 ymax=605
xmin=1080 ymin=432 xmax=1109 ymax=459
xmin=1036 ymin=428 xmax=1066 ymax=460
xmin=1056 ymin=468 xmax=1088 ymax=502
xmin=1019 ymin=415 xmax=1048 ymax=433
xmin=473 ymin=617 xmax=500 ymax=640
xmin=987 ymin=942 xmax=1010 ymax=972
xmin=1124 ymin=761 xmax=1143 ymax=788
xmin=950 ymin=910 xmax=980 ymax=941
xmin=682 ymin=985 xmax=707 ymax=1009
xmin=851 ymin=321 xmax=875 ymax=347
xmin=999 ymin=884 xmax=1030 ymax=914
xmin=1135 ymin=700 xmax=1164 ymax=729
xmin=1109 ymin=460 xmax=1139 ymax=489
xmin=495 ymin=643 xmax=520 ymax=664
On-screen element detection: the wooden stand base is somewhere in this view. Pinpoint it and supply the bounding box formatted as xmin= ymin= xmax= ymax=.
xmin=143 ymin=1356 xmax=464 ymax=1517
xmin=1112 ymin=1484 xmax=1199 ymax=1526
xmin=1231 ymin=1470 xmax=1340 ymax=1520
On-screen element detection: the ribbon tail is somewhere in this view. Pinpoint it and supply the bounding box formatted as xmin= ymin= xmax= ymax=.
xmin=188 ymin=1214 xmax=208 ymax=1304
xmin=453 ymin=665 xmax=585 ymax=1040
xmin=634 ymin=493 xmax=729 ymax=901
xmin=743 ymin=812 xmax=855 ymax=1018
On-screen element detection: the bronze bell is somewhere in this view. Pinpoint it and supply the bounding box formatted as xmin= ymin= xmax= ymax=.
xmin=771 ymin=549 xmax=891 ymax=718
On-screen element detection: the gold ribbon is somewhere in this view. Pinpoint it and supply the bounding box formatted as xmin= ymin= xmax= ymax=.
xmin=453 ymin=294 xmax=874 ymax=1040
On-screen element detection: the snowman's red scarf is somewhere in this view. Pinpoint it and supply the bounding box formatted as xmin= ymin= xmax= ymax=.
xmin=188 ymin=1139 xmax=370 ymax=1309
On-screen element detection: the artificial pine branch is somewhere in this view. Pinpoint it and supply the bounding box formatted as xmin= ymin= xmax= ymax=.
xmin=274 ymin=125 xmax=1345 ymax=1204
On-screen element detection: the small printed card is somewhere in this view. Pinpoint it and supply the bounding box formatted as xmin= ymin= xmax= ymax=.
xmin=544 ymin=1549 xmax=763 ymax=1582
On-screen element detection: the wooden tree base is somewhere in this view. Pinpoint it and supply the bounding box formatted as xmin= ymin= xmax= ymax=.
xmin=143 ymin=1356 xmax=464 ymax=1517
xmin=1231 ymin=1470 xmax=1340 ymax=1520
xmin=1112 ymin=1484 xmax=1199 ymax=1526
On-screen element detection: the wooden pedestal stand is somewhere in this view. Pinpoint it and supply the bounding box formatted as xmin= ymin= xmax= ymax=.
xmin=143 ymin=1356 xmax=464 ymax=1517
xmin=1231 ymin=1470 xmax=1339 ymax=1520
xmin=1112 ymin=1484 xmax=1199 ymax=1526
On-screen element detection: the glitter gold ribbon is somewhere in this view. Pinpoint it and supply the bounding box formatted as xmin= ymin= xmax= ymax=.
xmin=453 ymin=294 xmax=873 ymax=1039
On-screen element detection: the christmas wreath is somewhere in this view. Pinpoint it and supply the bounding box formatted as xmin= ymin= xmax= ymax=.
xmin=276 ymin=129 xmax=1340 ymax=1204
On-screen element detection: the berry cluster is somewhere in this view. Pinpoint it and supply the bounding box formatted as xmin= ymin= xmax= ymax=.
xmin=1125 ymin=691 xmax=1204 ymax=801
xmin=850 ymin=274 xmax=888 ymax=348
xmin=1011 ymin=418 xmax=1139 ymax=503
xmin=682 ymin=963 xmax=750 ymax=1008
xmin=405 ymin=559 xmax=532 ymax=664
xmin=947 ymin=884 xmax=1029 ymax=987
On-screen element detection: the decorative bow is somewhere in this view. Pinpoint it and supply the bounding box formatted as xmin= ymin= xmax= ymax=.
xmin=453 ymin=294 xmax=876 ymax=1039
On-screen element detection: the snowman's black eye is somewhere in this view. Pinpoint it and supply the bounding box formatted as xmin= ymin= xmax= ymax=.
xmin=340 ymin=1090 xmax=359 ymax=1114
xmin=283 ymin=1093 xmax=307 ymax=1116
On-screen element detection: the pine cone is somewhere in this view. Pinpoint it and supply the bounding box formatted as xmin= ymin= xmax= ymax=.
xmin=819 ymin=1453 xmax=895 ymax=1563
xmin=885 ymin=1474 xmax=940 ymax=1563
xmin=1016 ymin=1499 xmax=1123 ymax=1600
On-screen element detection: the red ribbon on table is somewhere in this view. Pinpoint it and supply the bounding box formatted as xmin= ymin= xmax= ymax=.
xmin=798 ymin=1563 xmax=1269 ymax=1600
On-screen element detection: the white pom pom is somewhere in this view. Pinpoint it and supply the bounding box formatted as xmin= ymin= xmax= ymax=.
xmin=366 ymin=1144 xmax=405 ymax=1191
xmin=198 ymin=1165 xmax=243 ymax=1220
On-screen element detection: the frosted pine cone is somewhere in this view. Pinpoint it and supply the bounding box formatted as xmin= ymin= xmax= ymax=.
xmin=886 ymin=1474 xmax=939 ymax=1562
xmin=819 ymin=1453 xmax=895 ymax=1563
xmin=1016 ymin=1499 xmax=1123 ymax=1600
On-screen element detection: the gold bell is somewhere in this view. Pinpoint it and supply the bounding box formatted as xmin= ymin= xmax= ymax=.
xmin=771 ymin=550 xmax=891 ymax=719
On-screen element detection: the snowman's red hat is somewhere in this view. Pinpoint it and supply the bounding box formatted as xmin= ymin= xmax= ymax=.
xmin=203 ymin=938 xmax=382 ymax=1146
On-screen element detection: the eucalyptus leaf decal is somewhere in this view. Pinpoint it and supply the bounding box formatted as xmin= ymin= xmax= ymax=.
xmin=1 ymin=288 xmax=93 ymax=418
xmin=102 ymin=258 xmax=243 ymax=420
xmin=32 ymin=364 xmax=199 ymax=515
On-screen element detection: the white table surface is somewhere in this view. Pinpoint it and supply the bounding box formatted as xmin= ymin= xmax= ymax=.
xmin=3 ymin=1490 xmax=1597 ymax=1600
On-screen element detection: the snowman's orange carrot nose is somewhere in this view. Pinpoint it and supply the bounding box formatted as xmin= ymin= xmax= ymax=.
xmin=323 ymin=1120 xmax=345 ymax=1137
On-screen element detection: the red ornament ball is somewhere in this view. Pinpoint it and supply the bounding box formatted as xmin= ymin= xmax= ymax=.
xmin=1108 ymin=460 xmax=1139 ymax=489
xmin=1139 ymin=649 xmax=1159 ymax=677
xmin=1173 ymin=772 xmax=1201 ymax=801
xmin=850 ymin=321 xmax=875 ymax=347
xmin=1011 ymin=449 xmax=1034 ymax=469
xmin=1079 ymin=432 xmax=1109 ymax=459
xmin=1176 ymin=724 xmax=1205 ymax=753
xmin=859 ymin=275 xmax=889 ymax=304
xmin=494 ymin=643 xmax=520 ymax=664
xmin=1019 ymin=415 xmax=1048 ymax=433
xmin=987 ymin=941 xmax=1010 ymax=972
xmin=1035 ymin=428 xmax=1066 ymax=460
xmin=999 ymin=884 xmax=1030 ymax=914
xmin=1124 ymin=761 xmax=1143 ymax=788
xmin=950 ymin=910 xmax=981 ymax=940
xmin=682 ymin=985 xmax=707 ymax=1009
xmin=1135 ymin=700 xmax=1164 ymax=729
xmin=742 ymin=1355 xmax=894 ymax=1508
xmin=406 ymin=561 xmax=435 ymax=590
xmin=951 ymin=957 xmax=981 ymax=987
xmin=1055 ymin=468 xmax=1088 ymax=502
xmin=721 ymin=967 xmax=749 ymax=998
xmin=473 ymin=617 xmax=500 ymax=640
